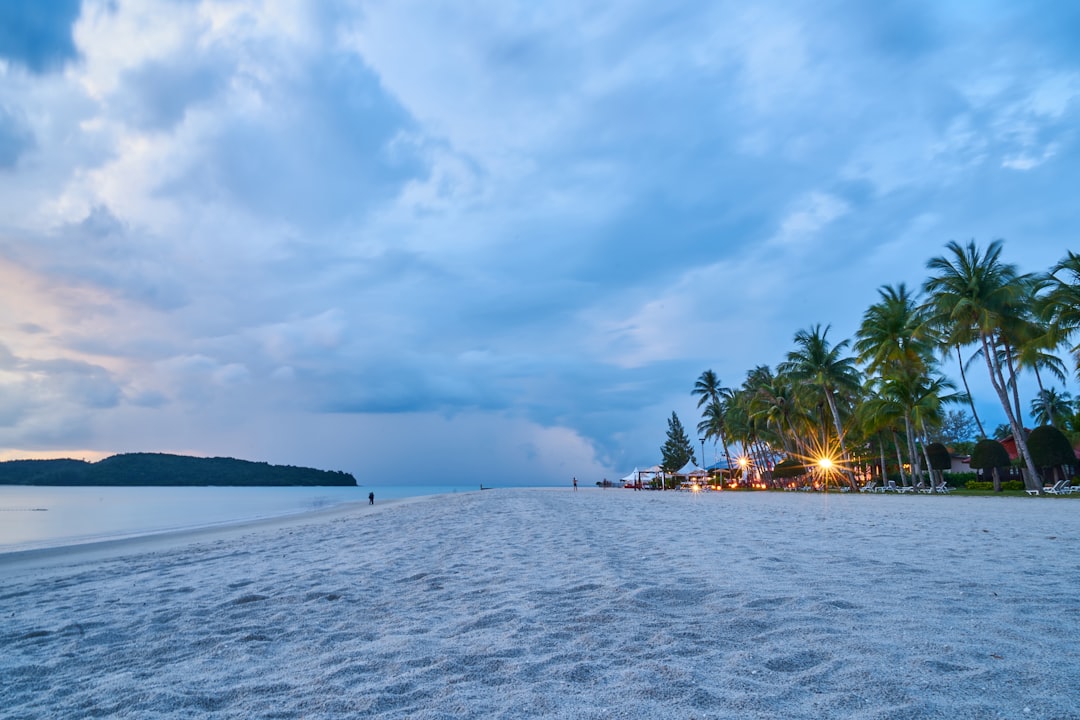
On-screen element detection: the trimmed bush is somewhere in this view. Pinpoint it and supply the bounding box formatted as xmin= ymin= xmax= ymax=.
xmin=926 ymin=442 xmax=951 ymax=471
xmin=970 ymin=439 xmax=1010 ymax=470
xmin=772 ymin=458 xmax=806 ymax=479
xmin=1027 ymin=425 xmax=1075 ymax=468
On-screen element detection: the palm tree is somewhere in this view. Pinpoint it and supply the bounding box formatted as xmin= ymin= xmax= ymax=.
xmin=854 ymin=283 xmax=932 ymax=376
xmin=1010 ymin=314 xmax=1067 ymax=407
xmin=1040 ymin=250 xmax=1080 ymax=374
xmin=750 ymin=372 xmax=805 ymax=456
xmin=778 ymin=324 xmax=861 ymax=490
xmin=922 ymin=240 xmax=1042 ymax=491
xmin=1031 ymin=387 xmax=1073 ymax=428
xmin=692 ymin=370 xmax=733 ymax=472
xmin=858 ymin=379 xmax=908 ymax=487
xmin=908 ymin=373 xmax=965 ymax=492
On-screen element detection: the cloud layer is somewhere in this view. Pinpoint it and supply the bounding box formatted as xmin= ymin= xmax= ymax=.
xmin=0 ymin=1 xmax=1077 ymax=482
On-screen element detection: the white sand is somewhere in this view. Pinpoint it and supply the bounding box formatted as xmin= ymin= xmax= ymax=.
xmin=2 ymin=489 xmax=1078 ymax=719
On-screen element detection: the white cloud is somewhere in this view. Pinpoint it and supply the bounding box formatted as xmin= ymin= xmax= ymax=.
xmin=0 ymin=0 xmax=1077 ymax=479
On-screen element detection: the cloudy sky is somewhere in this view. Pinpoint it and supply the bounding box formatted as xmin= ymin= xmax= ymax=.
xmin=0 ymin=1 xmax=1078 ymax=485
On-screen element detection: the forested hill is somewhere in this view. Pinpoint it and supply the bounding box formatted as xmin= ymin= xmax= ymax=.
xmin=0 ymin=453 xmax=357 ymax=486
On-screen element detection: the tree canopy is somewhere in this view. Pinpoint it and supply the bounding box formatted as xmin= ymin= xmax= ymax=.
xmin=661 ymin=412 xmax=696 ymax=472
xmin=0 ymin=453 xmax=357 ymax=486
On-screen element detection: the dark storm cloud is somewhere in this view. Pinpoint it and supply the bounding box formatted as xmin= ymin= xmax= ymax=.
xmin=0 ymin=0 xmax=82 ymax=74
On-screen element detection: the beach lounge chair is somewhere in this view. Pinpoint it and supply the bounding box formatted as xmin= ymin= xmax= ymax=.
xmin=1044 ymin=479 xmax=1071 ymax=495
xmin=883 ymin=480 xmax=899 ymax=493
xmin=859 ymin=481 xmax=877 ymax=493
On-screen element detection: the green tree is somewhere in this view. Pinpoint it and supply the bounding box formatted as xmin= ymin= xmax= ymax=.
xmin=1027 ymin=424 xmax=1075 ymax=486
xmin=970 ymin=438 xmax=1011 ymax=492
xmin=923 ymin=240 xmax=1042 ymax=491
xmin=931 ymin=409 xmax=978 ymax=447
xmin=854 ymin=283 xmax=931 ymax=376
xmin=1039 ymin=251 xmax=1080 ymax=375
xmin=692 ymin=370 xmax=733 ymax=472
xmin=661 ymin=411 xmax=696 ymax=474
xmin=779 ymin=324 xmax=861 ymax=490
xmin=1031 ymin=387 xmax=1072 ymax=428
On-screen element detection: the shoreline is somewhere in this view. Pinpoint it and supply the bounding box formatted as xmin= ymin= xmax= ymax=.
xmin=0 ymin=490 xmax=460 ymax=577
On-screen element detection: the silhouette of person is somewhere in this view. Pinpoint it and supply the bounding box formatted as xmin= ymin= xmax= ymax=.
xmin=573 ymin=476 xmax=577 ymax=491
xmin=368 ymin=492 xmax=374 ymax=505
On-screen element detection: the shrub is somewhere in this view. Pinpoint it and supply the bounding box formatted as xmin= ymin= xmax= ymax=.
xmin=1027 ymin=425 xmax=1075 ymax=468
xmin=772 ymin=458 xmax=806 ymax=479
xmin=926 ymin=442 xmax=951 ymax=471
xmin=964 ymin=479 xmax=1025 ymax=491
xmin=970 ymin=439 xmax=1010 ymax=470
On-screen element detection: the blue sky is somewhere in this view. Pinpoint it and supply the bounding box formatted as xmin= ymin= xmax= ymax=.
xmin=0 ymin=1 xmax=1078 ymax=485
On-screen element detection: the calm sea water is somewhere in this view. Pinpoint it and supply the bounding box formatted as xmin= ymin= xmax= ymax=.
xmin=0 ymin=485 xmax=467 ymax=553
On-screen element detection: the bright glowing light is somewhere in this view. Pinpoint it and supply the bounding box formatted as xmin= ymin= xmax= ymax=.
xmin=818 ymin=457 xmax=834 ymax=470
xmin=738 ymin=456 xmax=749 ymax=468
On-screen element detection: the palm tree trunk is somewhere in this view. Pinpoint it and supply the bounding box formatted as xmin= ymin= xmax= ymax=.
xmin=903 ymin=412 xmax=922 ymax=488
xmin=956 ymin=344 xmax=986 ymax=438
xmin=1005 ymin=342 xmax=1024 ymax=427
xmin=1033 ymin=365 xmax=1046 ymax=400
xmin=918 ymin=418 xmax=936 ymax=493
xmin=892 ymin=430 xmax=908 ymax=486
xmin=823 ymin=388 xmax=858 ymax=490
xmin=981 ymin=332 xmax=1040 ymax=491
xmin=877 ymin=432 xmax=888 ymax=487
xmin=719 ymin=431 xmax=733 ymax=481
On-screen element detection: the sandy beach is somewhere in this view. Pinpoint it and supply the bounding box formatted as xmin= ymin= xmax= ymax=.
xmin=2 ymin=488 xmax=1078 ymax=719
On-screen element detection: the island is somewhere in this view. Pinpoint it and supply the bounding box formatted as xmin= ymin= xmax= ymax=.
xmin=0 ymin=453 xmax=357 ymax=486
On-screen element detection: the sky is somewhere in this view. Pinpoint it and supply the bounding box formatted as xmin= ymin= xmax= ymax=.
xmin=0 ymin=1 xmax=1078 ymax=486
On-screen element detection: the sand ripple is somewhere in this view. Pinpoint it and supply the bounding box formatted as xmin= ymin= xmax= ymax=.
xmin=2 ymin=489 xmax=1079 ymax=719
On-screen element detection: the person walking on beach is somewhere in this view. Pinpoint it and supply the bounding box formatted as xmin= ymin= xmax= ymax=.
xmin=573 ymin=476 xmax=577 ymax=491
xmin=368 ymin=491 xmax=374 ymax=505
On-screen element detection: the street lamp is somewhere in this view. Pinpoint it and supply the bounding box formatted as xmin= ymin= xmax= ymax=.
xmin=699 ymin=437 xmax=705 ymax=469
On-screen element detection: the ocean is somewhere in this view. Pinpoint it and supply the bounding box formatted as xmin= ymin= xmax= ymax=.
xmin=0 ymin=484 xmax=469 ymax=553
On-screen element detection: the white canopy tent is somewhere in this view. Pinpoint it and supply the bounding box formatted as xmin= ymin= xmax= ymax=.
xmin=675 ymin=460 xmax=707 ymax=478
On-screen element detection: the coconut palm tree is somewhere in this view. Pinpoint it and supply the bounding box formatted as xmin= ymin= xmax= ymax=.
xmin=696 ymin=398 xmax=731 ymax=473
xmin=1010 ymin=315 xmax=1067 ymax=404
xmin=1031 ymin=387 xmax=1073 ymax=428
xmin=908 ymin=373 xmax=965 ymax=492
xmin=692 ymin=369 xmax=733 ymax=472
xmin=922 ymin=240 xmax=1042 ymax=491
xmin=854 ymin=283 xmax=932 ymax=376
xmin=750 ymin=372 xmax=805 ymax=456
xmin=857 ymin=378 xmax=908 ymax=487
xmin=778 ymin=324 xmax=861 ymax=490
xmin=1039 ymin=250 xmax=1080 ymax=374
